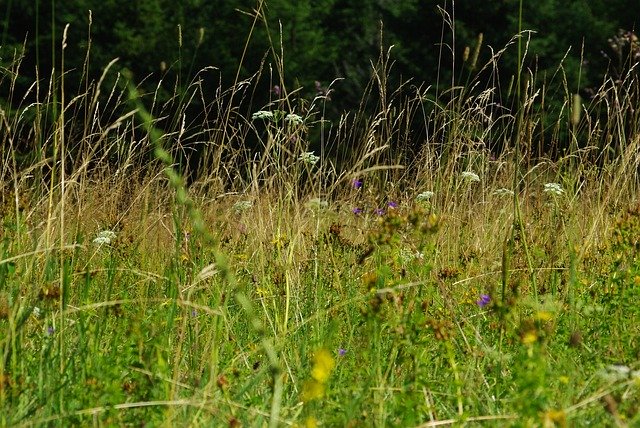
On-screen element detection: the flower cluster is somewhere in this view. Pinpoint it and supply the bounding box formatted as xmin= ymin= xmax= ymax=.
xmin=543 ymin=182 xmax=564 ymax=196
xmin=461 ymin=171 xmax=480 ymax=182
xmin=93 ymin=230 xmax=116 ymax=245
xmin=299 ymin=151 xmax=320 ymax=165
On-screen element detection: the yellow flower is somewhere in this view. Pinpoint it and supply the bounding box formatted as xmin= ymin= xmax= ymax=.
xmin=311 ymin=349 xmax=335 ymax=383
xmin=522 ymin=331 xmax=538 ymax=345
xmin=301 ymin=379 xmax=326 ymax=402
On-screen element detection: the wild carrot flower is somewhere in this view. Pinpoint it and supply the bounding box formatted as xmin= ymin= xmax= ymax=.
xmin=252 ymin=110 xmax=274 ymax=121
xmin=461 ymin=171 xmax=480 ymax=182
xmin=493 ymin=188 xmax=514 ymax=196
xmin=299 ymin=151 xmax=320 ymax=165
xmin=285 ymin=113 xmax=304 ymax=125
xmin=93 ymin=230 xmax=116 ymax=245
xmin=476 ymin=294 xmax=491 ymax=307
xmin=416 ymin=191 xmax=434 ymax=201
xmin=543 ymin=182 xmax=564 ymax=195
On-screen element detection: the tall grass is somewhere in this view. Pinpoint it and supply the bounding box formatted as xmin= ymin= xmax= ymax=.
xmin=1 ymin=6 xmax=640 ymax=427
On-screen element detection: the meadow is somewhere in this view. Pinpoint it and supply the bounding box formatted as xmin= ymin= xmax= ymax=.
xmin=1 ymin=23 xmax=640 ymax=427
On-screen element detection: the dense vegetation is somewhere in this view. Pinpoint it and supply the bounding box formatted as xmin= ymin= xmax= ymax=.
xmin=1 ymin=1 xmax=640 ymax=426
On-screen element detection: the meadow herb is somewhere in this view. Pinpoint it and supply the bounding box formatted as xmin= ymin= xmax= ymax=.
xmin=543 ymin=182 xmax=565 ymax=195
xmin=461 ymin=171 xmax=480 ymax=182
xmin=299 ymin=151 xmax=320 ymax=165
xmin=416 ymin=191 xmax=434 ymax=201
xmin=476 ymin=294 xmax=491 ymax=307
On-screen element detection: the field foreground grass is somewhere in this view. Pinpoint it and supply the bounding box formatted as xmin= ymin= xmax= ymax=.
xmin=1 ymin=38 xmax=640 ymax=427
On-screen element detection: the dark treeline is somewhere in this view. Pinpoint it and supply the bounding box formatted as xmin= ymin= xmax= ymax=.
xmin=1 ymin=0 xmax=639 ymax=163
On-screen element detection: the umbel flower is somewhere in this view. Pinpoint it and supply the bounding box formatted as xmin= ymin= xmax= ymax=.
xmin=461 ymin=171 xmax=480 ymax=182
xmin=416 ymin=191 xmax=434 ymax=201
xmin=93 ymin=230 xmax=116 ymax=245
xmin=543 ymin=182 xmax=564 ymax=196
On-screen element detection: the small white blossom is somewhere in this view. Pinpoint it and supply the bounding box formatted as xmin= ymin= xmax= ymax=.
xmin=416 ymin=191 xmax=435 ymax=201
xmin=233 ymin=200 xmax=253 ymax=213
xmin=285 ymin=113 xmax=304 ymax=125
xmin=493 ymin=188 xmax=514 ymax=196
xmin=461 ymin=171 xmax=480 ymax=182
xmin=93 ymin=230 xmax=116 ymax=245
xmin=543 ymin=182 xmax=564 ymax=196
xmin=33 ymin=307 xmax=41 ymax=318
xmin=252 ymin=110 xmax=274 ymax=120
xmin=299 ymin=151 xmax=320 ymax=165
xmin=306 ymin=198 xmax=328 ymax=210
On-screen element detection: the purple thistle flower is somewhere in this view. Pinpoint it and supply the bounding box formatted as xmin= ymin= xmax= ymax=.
xmin=374 ymin=208 xmax=385 ymax=216
xmin=338 ymin=348 xmax=347 ymax=357
xmin=352 ymin=179 xmax=363 ymax=189
xmin=476 ymin=294 xmax=491 ymax=308
xmin=352 ymin=207 xmax=363 ymax=215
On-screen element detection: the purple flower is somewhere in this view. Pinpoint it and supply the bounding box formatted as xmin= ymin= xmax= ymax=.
xmin=388 ymin=201 xmax=398 ymax=209
xmin=476 ymin=294 xmax=491 ymax=308
xmin=47 ymin=326 xmax=55 ymax=336
xmin=352 ymin=179 xmax=363 ymax=189
xmin=374 ymin=208 xmax=385 ymax=216
xmin=338 ymin=348 xmax=347 ymax=357
xmin=272 ymin=85 xmax=281 ymax=96
xmin=352 ymin=207 xmax=363 ymax=215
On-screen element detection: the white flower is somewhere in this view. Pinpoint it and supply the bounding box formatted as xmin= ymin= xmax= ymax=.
xmin=493 ymin=188 xmax=514 ymax=196
xmin=543 ymin=183 xmax=564 ymax=196
xmin=461 ymin=171 xmax=480 ymax=182
xmin=252 ymin=110 xmax=274 ymax=120
xmin=416 ymin=191 xmax=435 ymax=201
xmin=233 ymin=200 xmax=253 ymax=213
xmin=93 ymin=230 xmax=116 ymax=245
xmin=285 ymin=113 xmax=303 ymax=125
xmin=306 ymin=198 xmax=328 ymax=210
xmin=33 ymin=307 xmax=41 ymax=318
xmin=299 ymin=151 xmax=320 ymax=165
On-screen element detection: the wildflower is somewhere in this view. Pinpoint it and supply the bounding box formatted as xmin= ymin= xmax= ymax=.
xmin=388 ymin=201 xmax=398 ymax=209
xmin=251 ymin=110 xmax=274 ymax=121
xmin=310 ymin=349 xmax=335 ymax=383
xmin=476 ymin=294 xmax=491 ymax=307
xmin=416 ymin=191 xmax=434 ymax=201
xmin=93 ymin=230 xmax=116 ymax=245
xmin=543 ymin=182 xmax=564 ymax=196
xmin=301 ymin=348 xmax=335 ymax=403
xmin=285 ymin=113 xmax=304 ymax=125
xmin=374 ymin=208 xmax=385 ymax=216
xmin=47 ymin=326 xmax=55 ymax=336
xmin=233 ymin=200 xmax=253 ymax=213
xmin=299 ymin=151 xmax=320 ymax=165
xmin=493 ymin=188 xmax=514 ymax=196
xmin=338 ymin=348 xmax=347 ymax=357
xmin=352 ymin=178 xmax=363 ymax=189
xmin=461 ymin=171 xmax=480 ymax=182
xmin=33 ymin=307 xmax=41 ymax=318
xmin=272 ymin=85 xmax=281 ymax=96
xmin=352 ymin=207 xmax=363 ymax=215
